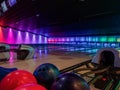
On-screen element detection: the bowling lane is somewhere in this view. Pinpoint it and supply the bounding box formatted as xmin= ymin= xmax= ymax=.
xmin=0 ymin=44 xmax=119 ymax=73
xmin=0 ymin=45 xmax=92 ymax=73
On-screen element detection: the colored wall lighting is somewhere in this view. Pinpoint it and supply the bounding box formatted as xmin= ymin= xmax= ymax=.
xmin=80 ymin=37 xmax=85 ymax=41
xmin=8 ymin=28 xmax=14 ymax=43
xmin=99 ymin=36 xmax=107 ymax=42
xmin=92 ymin=37 xmax=98 ymax=42
xmin=76 ymin=37 xmax=79 ymax=41
xmin=62 ymin=38 xmax=65 ymax=41
xmin=88 ymin=37 xmax=92 ymax=41
xmin=25 ymin=32 xmax=30 ymax=43
xmin=70 ymin=37 xmax=74 ymax=41
xmin=66 ymin=38 xmax=70 ymax=41
xmin=44 ymin=37 xmax=47 ymax=43
xmin=107 ymin=37 xmax=116 ymax=42
xmin=39 ymin=35 xmax=42 ymax=43
xmin=17 ymin=31 xmax=22 ymax=43
xmin=32 ymin=34 xmax=36 ymax=43
xmin=0 ymin=27 xmax=5 ymax=42
xmin=117 ymin=38 xmax=120 ymax=42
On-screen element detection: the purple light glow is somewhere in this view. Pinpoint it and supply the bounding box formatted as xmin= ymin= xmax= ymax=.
xmin=38 ymin=35 xmax=42 ymax=43
xmin=17 ymin=31 xmax=22 ymax=43
xmin=76 ymin=37 xmax=79 ymax=41
xmin=45 ymin=49 xmax=48 ymax=54
xmin=32 ymin=34 xmax=36 ymax=43
xmin=57 ymin=38 xmax=60 ymax=42
xmin=59 ymin=38 xmax=61 ymax=42
xmin=62 ymin=38 xmax=65 ymax=41
xmin=70 ymin=37 xmax=74 ymax=41
xmin=25 ymin=32 xmax=30 ymax=43
xmin=66 ymin=38 xmax=69 ymax=41
xmin=80 ymin=37 xmax=85 ymax=41
xmin=44 ymin=37 xmax=47 ymax=43
xmin=39 ymin=50 xmax=42 ymax=56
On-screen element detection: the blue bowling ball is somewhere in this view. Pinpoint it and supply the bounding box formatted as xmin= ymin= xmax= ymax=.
xmin=0 ymin=66 xmax=17 ymax=81
xmin=51 ymin=73 xmax=90 ymax=90
xmin=33 ymin=63 xmax=60 ymax=89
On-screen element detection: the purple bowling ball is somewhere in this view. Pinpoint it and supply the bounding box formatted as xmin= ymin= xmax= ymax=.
xmin=51 ymin=73 xmax=90 ymax=90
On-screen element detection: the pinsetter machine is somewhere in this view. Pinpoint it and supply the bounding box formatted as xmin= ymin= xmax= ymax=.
xmin=0 ymin=43 xmax=10 ymax=61
xmin=16 ymin=45 xmax=35 ymax=60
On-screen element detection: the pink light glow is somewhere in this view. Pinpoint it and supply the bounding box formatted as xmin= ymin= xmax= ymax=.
xmin=10 ymin=28 xmax=12 ymax=32
xmin=7 ymin=28 xmax=14 ymax=43
xmin=9 ymin=51 xmax=17 ymax=66
xmin=48 ymin=38 xmax=52 ymax=42
xmin=51 ymin=38 xmax=54 ymax=42
xmin=54 ymin=38 xmax=57 ymax=42
xmin=9 ymin=51 xmax=14 ymax=63
xmin=62 ymin=38 xmax=65 ymax=41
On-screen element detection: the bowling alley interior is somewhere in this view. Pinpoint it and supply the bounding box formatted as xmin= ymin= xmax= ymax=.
xmin=0 ymin=0 xmax=120 ymax=90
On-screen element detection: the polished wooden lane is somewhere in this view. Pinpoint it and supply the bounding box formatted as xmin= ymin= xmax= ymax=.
xmin=0 ymin=49 xmax=92 ymax=73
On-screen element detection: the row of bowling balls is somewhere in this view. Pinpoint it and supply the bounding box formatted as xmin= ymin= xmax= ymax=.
xmin=0 ymin=63 xmax=90 ymax=90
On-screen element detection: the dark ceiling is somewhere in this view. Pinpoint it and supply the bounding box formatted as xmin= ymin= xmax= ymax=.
xmin=0 ymin=0 xmax=120 ymax=37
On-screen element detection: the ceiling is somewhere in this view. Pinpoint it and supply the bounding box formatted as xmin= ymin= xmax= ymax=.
xmin=0 ymin=0 xmax=120 ymax=37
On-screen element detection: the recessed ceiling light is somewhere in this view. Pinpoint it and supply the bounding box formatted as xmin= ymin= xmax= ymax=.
xmin=80 ymin=0 xmax=85 ymax=1
xmin=36 ymin=14 xmax=40 ymax=17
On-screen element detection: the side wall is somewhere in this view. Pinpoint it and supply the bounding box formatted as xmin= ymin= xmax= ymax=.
xmin=0 ymin=27 xmax=47 ymax=44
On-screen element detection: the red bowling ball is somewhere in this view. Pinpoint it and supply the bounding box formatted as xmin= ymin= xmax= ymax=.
xmin=0 ymin=70 xmax=37 ymax=90
xmin=15 ymin=84 xmax=47 ymax=90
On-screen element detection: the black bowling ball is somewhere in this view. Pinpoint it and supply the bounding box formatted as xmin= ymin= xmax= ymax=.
xmin=51 ymin=73 xmax=90 ymax=90
xmin=33 ymin=63 xmax=60 ymax=89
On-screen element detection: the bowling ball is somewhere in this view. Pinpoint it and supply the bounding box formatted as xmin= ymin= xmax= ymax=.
xmin=0 ymin=66 xmax=17 ymax=81
xmin=51 ymin=73 xmax=90 ymax=90
xmin=15 ymin=84 xmax=47 ymax=90
xmin=33 ymin=63 xmax=60 ymax=89
xmin=0 ymin=70 xmax=37 ymax=90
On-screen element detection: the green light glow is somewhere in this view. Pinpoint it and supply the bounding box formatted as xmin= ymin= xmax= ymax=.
xmin=99 ymin=37 xmax=107 ymax=42
xmin=108 ymin=37 xmax=116 ymax=42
